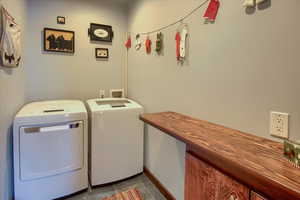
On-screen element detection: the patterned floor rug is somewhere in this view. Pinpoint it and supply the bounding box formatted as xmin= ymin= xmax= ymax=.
xmin=101 ymin=188 xmax=143 ymax=200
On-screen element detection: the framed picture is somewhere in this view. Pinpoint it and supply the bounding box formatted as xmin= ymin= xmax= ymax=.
xmin=95 ymin=48 xmax=109 ymax=59
xmin=44 ymin=28 xmax=75 ymax=53
xmin=57 ymin=16 xmax=65 ymax=24
xmin=89 ymin=23 xmax=113 ymax=42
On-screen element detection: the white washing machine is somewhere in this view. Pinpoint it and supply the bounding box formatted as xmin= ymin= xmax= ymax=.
xmin=13 ymin=100 xmax=88 ymax=200
xmin=86 ymin=98 xmax=144 ymax=186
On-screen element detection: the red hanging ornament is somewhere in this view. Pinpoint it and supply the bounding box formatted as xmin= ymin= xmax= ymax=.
xmin=203 ymin=0 xmax=220 ymax=22
xmin=145 ymin=37 xmax=152 ymax=54
xmin=125 ymin=36 xmax=131 ymax=49
xmin=175 ymin=32 xmax=181 ymax=61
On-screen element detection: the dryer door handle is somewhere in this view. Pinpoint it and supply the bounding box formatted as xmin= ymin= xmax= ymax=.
xmin=24 ymin=122 xmax=81 ymax=134
xmin=40 ymin=125 xmax=70 ymax=133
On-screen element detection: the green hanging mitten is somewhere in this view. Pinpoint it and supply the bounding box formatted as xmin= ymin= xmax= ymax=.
xmin=155 ymin=32 xmax=163 ymax=54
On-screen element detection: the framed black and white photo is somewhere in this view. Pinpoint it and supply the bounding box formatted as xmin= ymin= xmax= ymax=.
xmin=89 ymin=23 xmax=113 ymax=42
xmin=57 ymin=16 xmax=65 ymax=24
xmin=44 ymin=28 xmax=75 ymax=53
xmin=95 ymin=48 xmax=109 ymax=59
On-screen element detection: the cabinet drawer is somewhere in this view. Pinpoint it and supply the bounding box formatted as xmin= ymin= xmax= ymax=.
xmin=251 ymin=191 xmax=267 ymax=200
xmin=185 ymin=153 xmax=249 ymax=200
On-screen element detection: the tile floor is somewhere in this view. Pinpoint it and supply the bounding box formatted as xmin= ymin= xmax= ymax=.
xmin=63 ymin=174 xmax=167 ymax=200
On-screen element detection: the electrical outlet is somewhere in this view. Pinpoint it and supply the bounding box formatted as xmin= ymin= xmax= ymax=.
xmin=270 ymin=111 xmax=289 ymax=139
xmin=99 ymin=90 xmax=105 ymax=99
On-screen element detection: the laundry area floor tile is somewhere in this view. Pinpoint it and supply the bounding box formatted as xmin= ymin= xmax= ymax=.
xmin=63 ymin=174 xmax=166 ymax=200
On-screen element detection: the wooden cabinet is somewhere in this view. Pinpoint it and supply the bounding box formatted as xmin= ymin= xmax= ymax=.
xmin=185 ymin=153 xmax=250 ymax=200
xmin=250 ymin=192 xmax=267 ymax=200
xmin=141 ymin=112 xmax=296 ymax=200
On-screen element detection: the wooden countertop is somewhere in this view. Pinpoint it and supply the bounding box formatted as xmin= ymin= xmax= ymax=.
xmin=140 ymin=112 xmax=300 ymax=200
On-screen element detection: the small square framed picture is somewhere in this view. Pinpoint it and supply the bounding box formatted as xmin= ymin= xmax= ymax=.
xmin=95 ymin=48 xmax=109 ymax=59
xmin=57 ymin=16 xmax=65 ymax=24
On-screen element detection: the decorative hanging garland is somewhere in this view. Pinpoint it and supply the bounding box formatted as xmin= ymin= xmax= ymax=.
xmin=125 ymin=0 xmax=268 ymax=62
xmin=125 ymin=0 xmax=222 ymax=62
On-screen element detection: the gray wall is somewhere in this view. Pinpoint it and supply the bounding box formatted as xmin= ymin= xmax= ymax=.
xmin=25 ymin=0 xmax=128 ymax=101
xmin=0 ymin=0 xmax=27 ymax=199
xmin=0 ymin=0 xmax=128 ymax=199
xmin=128 ymin=0 xmax=300 ymax=199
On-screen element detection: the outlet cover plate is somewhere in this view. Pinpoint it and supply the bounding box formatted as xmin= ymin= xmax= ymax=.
xmin=270 ymin=111 xmax=289 ymax=139
xmin=99 ymin=90 xmax=105 ymax=99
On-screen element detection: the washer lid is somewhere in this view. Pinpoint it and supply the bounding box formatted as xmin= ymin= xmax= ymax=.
xmin=16 ymin=100 xmax=86 ymax=118
xmin=86 ymin=98 xmax=143 ymax=111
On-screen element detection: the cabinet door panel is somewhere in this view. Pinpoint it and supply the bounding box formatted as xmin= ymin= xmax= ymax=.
xmin=185 ymin=153 xmax=217 ymax=200
xmin=185 ymin=153 xmax=249 ymax=200
xmin=251 ymin=191 xmax=267 ymax=200
xmin=216 ymin=170 xmax=249 ymax=200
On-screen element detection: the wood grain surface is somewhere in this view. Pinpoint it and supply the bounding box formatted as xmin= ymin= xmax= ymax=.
xmin=251 ymin=191 xmax=267 ymax=200
xmin=185 ymin=153 xmax=249 ymax=200
xmin=140 ymin=112 xmax=300 ymax=200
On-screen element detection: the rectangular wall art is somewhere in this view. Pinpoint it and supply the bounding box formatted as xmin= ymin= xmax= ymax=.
xmin=89 ymin=23 xmax=113 ymax=42
xmin=57 ymin=16 xmax=65 ymax=24
xmin=44 ymin=28 xmax=75 ymax=53
xmin=95 ymin=48 xmax=109 ymax=59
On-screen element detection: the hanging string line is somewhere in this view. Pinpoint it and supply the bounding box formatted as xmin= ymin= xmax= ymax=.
xmin=138 ymin=0 xmax=210 ymax=35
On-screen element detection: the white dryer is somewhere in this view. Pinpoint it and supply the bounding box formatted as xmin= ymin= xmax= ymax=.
xmin=13 ymin=100 xmax=88 ymax=200
xmin=86 ymin=98 xmax=144 ymax=186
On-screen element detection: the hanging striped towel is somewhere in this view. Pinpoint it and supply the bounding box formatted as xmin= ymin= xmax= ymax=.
xmin=101 ymin=188 xmax=143 ymax=200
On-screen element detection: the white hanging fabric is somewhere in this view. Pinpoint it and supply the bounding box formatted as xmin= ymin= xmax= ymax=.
xmin=179 ymin=25 xmax=188 ymax=60
xmin=175 ymin=22 xmax=188 ymax=62
xmin=0 ymin=6 xmax=21 ymax=68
